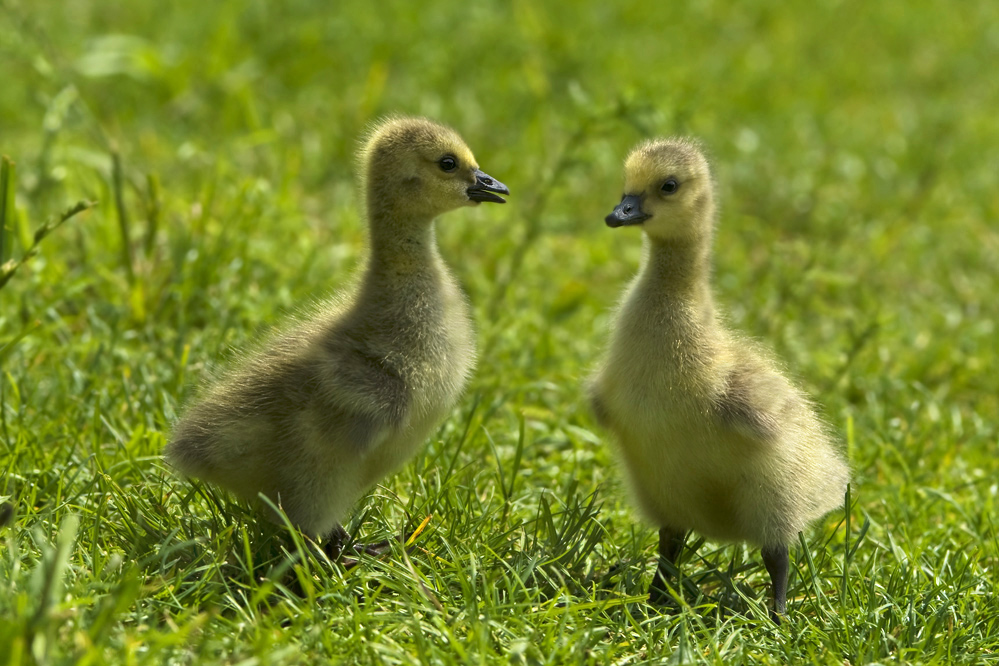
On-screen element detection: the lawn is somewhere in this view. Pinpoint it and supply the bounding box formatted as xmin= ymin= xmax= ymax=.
xmin=2 ymin=0 xmax=998 ymax=663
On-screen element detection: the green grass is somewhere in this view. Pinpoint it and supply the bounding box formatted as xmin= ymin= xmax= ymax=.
xmin=2 ymin=0 xmax=998 ymax=663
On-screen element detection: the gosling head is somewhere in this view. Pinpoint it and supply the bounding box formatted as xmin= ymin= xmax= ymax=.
xmin=362 ymin=116 xmax=509 ymax=221
xmin=605 ymin=137 xmax=715 ymax=242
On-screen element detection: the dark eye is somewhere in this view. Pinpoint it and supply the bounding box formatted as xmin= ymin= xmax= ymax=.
xmin=439 ymin=155 xmax=458 ymax=172
xmin=661 ymin=178 xmax=679 ymax=194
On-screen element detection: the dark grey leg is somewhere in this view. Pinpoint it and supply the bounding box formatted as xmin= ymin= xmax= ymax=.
xmin=322 ymin=524 xmax=351 ymax=561
xmin=322 ymin=524 xmax=414 ymax=568
xmin=761 ymin=544 xmax=789 ymax=623
xmin=649 ymin=527 xmax=687 ymax=605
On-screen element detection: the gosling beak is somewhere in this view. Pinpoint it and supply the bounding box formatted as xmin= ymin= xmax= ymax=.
xmin=605 ymin=195 xmax=650 ymax=227
xmin=467 ymin=169 xmax=510 ymax=204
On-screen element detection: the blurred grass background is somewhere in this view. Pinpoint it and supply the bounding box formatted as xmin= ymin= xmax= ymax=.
xmin=1 ymin=0 xmax=997 ymax=663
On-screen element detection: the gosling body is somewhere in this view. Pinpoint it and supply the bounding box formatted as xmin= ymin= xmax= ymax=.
xmin=589 ymin=138 xmax=849 ymax=619
xmin=167 ymin=117 xmax=509 ymax=548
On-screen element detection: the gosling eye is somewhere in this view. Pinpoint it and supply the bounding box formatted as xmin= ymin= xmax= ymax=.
xmin=661 ymin=178 xmax=679 ymax=195
xmin=438 ymin=155 xmax=458 ymax=172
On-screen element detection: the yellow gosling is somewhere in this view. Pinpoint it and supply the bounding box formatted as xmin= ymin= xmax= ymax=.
xmin=589 ymin=137 xmax=848 ymax=621
xmin=167 ymin=116 xmax=509 ymax=559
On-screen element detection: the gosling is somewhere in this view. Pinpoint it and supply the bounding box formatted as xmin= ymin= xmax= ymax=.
xmin=588 ymin=137 xmax=849 ymax=621
xmin=166 ymin=116 xmax=509 ymax=559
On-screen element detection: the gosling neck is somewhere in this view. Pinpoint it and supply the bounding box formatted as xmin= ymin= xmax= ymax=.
xmin=641 ymin=233 xmax=713 ymax=302
xmin=365 ymin=205 xmax=441 ymax=277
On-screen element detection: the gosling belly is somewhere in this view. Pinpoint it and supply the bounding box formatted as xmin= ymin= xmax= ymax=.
xmin=613 ymin=426 xmax=789 ymax=545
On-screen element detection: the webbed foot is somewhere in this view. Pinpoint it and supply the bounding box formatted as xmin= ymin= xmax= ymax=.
xmin=322 ymin=525 xmax=416 ymax=568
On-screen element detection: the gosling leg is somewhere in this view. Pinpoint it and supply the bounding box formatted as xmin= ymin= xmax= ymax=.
xmin=761 ymin=544 xmax=789 ymax=623
xmin=322 ymin=524 xmax=412 ymax=568
xmin=322 ymin=524 xmax=352 ymax=562
xmin=649 ymin=526 xmax=687 ymax=605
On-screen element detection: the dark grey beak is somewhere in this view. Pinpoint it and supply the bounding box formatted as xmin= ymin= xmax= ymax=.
xmin=467 ymin=169 xmax=510 ymax=204
xmin=605 ymin=194 xmax=650 ymax=227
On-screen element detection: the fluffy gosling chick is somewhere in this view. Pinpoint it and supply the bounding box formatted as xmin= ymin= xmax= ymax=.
xmin=588 ymin=137 xmax=849 ymax=621
xmin=167 ymin=116 xmax=509 ymax=558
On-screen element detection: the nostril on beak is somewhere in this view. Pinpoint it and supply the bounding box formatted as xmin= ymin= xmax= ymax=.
xmin=481 ymin=177 xmax=493 ymax=185
xmin=624 ymin=204 xmax=632 ymax=213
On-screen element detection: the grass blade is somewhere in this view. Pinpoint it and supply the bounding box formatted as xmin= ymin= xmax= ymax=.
xmin=111 ymin=146 xmax=134 ymax=282
xmin=0 ymin=155 xmax=13 ymax=264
